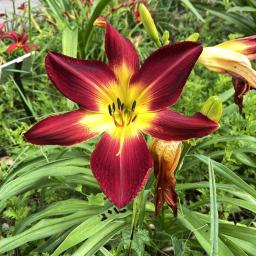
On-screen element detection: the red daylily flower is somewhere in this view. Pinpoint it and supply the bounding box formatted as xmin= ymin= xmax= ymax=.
xmin=24 ymin=23 xmax=219 ymax=208
xmin=2 ymin=31 xmax=37 ymax=54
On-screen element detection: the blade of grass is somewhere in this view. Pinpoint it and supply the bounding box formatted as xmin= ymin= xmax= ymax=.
xmin=195 ymin=154 xmax=256 ymax=199
xmin=181 ymin=0 xmax=205 ymax=22
xmin=208 ymin=159 xmax=218 ymax=256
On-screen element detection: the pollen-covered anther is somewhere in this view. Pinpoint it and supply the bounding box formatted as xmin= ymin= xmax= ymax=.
xmin=108 ymin=104 xmax=112 ymax=116
xmin=131 ymin=100 xmax=136 ymax=112
xmin=117 ymin=98 xmax=122 ymax=109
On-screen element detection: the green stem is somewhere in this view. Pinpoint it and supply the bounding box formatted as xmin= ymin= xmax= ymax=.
xmin=80 ymin=0 xmax=111 ymax=57
xmin=128 ymin=190 xmax=147 ymax=254
xmin=28 ymin=0 xmax=32 ymax=43
xmin=176 ymin=141 xmax=192 ymax=171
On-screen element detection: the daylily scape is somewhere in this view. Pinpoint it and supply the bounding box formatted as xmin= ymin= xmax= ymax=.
xmin=24 ymin=23 xmax=219 ymax=208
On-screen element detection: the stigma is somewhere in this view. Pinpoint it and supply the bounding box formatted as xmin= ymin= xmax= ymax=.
xmin=108 ymin=98 xmax=137 ymax=127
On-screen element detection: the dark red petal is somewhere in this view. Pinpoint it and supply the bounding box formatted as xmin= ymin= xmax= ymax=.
xmin=0 ymin=23 xmax=4 ymax=31
xmin=145 ymin=110 xmax=219 ymax=141
xmin=232 ymin=77 xmax=250 ymax=113
xmin=130 ymin=42 xmax=203 ymax=110
xmin=45 ymin=52 xmax=117 ymax=111
xmin=90 ymin=132 xmax=152 ymax=208
xmin=3 ymin=31 xmax=20 ymax=41
xmin=105 ymin=24 xmax=139 ymax=75
xmin=23 ymin=44 xmax=30 ymax=53
xmin=6 ymin=43 xmax=17 ymax=53
xmin=21 ymin=32 xmax=28 ymax=43
xmin=24 ymin=109 xmax=98 ymax=146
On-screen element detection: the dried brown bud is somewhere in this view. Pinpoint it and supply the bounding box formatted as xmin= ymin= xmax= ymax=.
xmin=150 ymin=139 xmax=182 ymax=216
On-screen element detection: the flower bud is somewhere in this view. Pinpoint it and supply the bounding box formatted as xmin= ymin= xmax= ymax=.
xmin=138 ymin=3 xmax=161 ymax=47
xmin=200 ymin=96 xmax=222 ymax=122
xmin=162 ymin=30 xmax=170 ymax=45
xmin=186 ymin=32 xmax=200 ymax=42
xmin=93 ymin=16 xmax=106 ymax=28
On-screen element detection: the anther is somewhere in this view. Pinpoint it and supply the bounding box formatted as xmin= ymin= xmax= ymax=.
xmin=132 ymin=115 xmax=137 ymax=122
xmin=131 ymin=100 xmax=136 ymax=112
xmin=121 ymin=103 xmax=124 ymax=111
xmin=113 ymin=207 xmax=119 ymax=213
xmin=108 ymin=105 xmax=112 ymax=116
xmin=117 ymin=98 xmax=122 ymax=109
xmin=112 ymin=102 xmax=116 ymax=112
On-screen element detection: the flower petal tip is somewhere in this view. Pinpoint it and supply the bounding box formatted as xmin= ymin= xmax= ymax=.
xmin=90 ymin=132 xmax=153 ymax=208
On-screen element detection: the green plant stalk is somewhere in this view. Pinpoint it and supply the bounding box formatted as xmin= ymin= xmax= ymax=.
xmin=28 ymin=0 xmax=32 ymax=44
xmin=11 ymin=66 xmax=37 ymax=123
xmin=129 ymin=191 xmax=147 ymax=255
xmin=80 ymin=0 xmax=111 ymax=57
xmin=176 ymin=141 xmax=192 ymax=171
xmin=12 ymin=0 xmax=16 ymax=22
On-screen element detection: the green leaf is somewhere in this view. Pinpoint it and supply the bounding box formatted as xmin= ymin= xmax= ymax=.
xmin=0 ymin=166 xmax=96 ymax=203
xmin=15 ymin=199 xmax=103 ymax=234
xmin=181 ymin=0 xmax=205 ymax=22
xmin=233 ymin=152 xmax=256 ymax=168
xmin=0 ymin=211 xmax=90 ymax=253
xmin=208 ymin=159 xmax=218 ymax=256
xmin=80 ymin=0 xmax=111 ymax=55
xmin=195 ymin=155 xmax=256 ymax=199
xmin=220 ymin=235 xmax=248 ymax=256
xmin=179 ymin=207 xmax=234 ymax=256
xmin=73 ymin=221 xmax=128 ymax=256
xmin=44 ymin=0 xmax=69 ymax=28
xmin=88 ymin=193 xmax=105 ymax=206
xmin=52 ymin=215 xmax=105 ymax=256
xmin=62 ymin=27 xmax=78 ymax=58
xmin=196 ymin=135 xmax=256 ymax=149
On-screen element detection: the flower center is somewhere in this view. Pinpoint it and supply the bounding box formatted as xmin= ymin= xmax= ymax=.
xmin=108 ymin=98 xmax=137 ymax=127
xmin=16 ymin=41 xmax=23 ymax=48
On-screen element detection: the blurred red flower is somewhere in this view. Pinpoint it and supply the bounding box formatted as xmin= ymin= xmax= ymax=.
xmin=2 ymin=31 xmax=38 ymax=54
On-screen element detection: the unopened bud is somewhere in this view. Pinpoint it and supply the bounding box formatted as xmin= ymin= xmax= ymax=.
xmin=148 ymin=223 xmax=156 ymax=230
xmin=200 ymin=96 xmax=222 ymax=122
xmin=93 ymin=16 xmax=106 ymax=28
xmin=64 ymin=11 xmax=76 ymax=21
xmin=162 ymin=30 xmax=170 ymax=45
xmin=186 ymin=32 xmax=200 ymax=42
xmin=138 ymin=3 xmax=161 ymax=47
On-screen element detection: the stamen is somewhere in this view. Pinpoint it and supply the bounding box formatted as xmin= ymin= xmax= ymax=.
xmin=121 ymin=103 xmax=124 ymax=111
xmin=117 ymin=98 xmax=122 ymax=109
xmin=112 ymin=102 xmax=116 ymax=112
xmin=108 ymin=105 xmax=112 ymax=116
xmin=131 ymin=101 xmax=136 ymax=112
xmin=132 ymin=115 xmax=137 ymax=122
